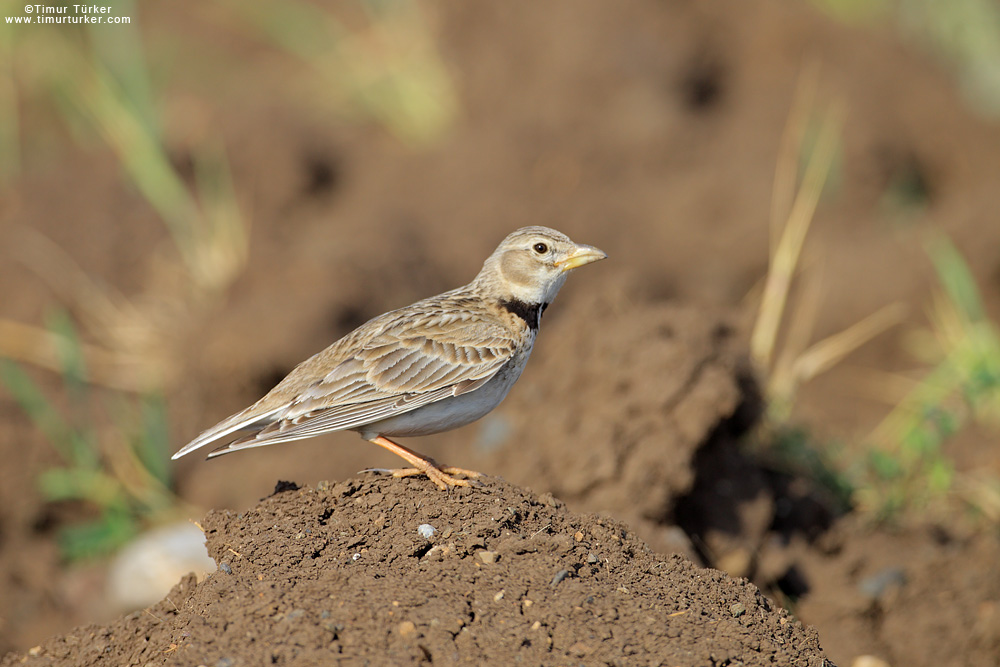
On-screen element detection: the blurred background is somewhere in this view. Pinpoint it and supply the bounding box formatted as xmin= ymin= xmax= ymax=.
xmin=2 ymin=0 xmax=1000 ymax=665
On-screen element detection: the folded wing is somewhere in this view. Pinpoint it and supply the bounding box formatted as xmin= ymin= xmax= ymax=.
xmin=172 ymin=306 xmax=518 ymax=459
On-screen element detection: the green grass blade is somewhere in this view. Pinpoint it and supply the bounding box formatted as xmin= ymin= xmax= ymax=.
xmin=137 ymin=395 xmax=171 ymax=488
xmin=0 ymin=359 xmax=74 ymax=459
xmin=44 ymin=308 xmax=88 ymax=397
xmin=57 ymin=504 xmax=138 ymax=561
xmin=37 ymin=466 xmax=121 ymax=505
xmin=928 ymin=235 xmax=985 ymax=322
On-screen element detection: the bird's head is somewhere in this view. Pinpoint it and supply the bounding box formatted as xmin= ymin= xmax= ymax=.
xmin=476 ymin=226 xmax=607 ymax=305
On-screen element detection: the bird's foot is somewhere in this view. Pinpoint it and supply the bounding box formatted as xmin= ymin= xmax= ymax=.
xmin=365 ymin=435 xmax=483 ymax=490
xmin=363 ymin=465 xmax=482 ymax=490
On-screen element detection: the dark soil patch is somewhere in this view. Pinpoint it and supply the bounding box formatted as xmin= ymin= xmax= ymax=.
xmin=2 ymin=477 xmax=830 ymax=666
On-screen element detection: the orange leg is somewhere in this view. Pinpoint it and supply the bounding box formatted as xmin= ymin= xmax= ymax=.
xmin=366 ymin=435 xmax=482 ymax=490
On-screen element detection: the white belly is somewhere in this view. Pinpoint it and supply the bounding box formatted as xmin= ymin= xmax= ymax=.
xmin=357 ymin=349 xmax=531 ymax=439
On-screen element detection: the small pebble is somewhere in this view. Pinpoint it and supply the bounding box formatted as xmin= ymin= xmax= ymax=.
xmin=477 ymin=550 xmax=498 ymax=564
xmin=417 ymin=524 xmax=437 ymax=540
xmin=587 ymin=553 xmax=599 ymax=564
xmin=424 ymin=544 xmax=452 ymax=560
xmin=729 ymin=602 xmax=746 ymax=617
xmin=551 ymin=569 xmax=570 ymax=586
xmin=219 ymin=562 xmax=232 ymax=575
xmin=352 ymin=553 xmax=362 ymax=561
xmin=397 ymin=621 xmax=417 ymax=638
xmin=493 ymin=590 xmax=504 ymax=602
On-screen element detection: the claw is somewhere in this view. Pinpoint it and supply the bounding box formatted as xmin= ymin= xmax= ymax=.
xmin=364 ymin=435 xmax=484 ymax=490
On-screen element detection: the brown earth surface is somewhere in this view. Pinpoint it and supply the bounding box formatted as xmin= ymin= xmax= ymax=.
xmin=3 ymin=0 xmax=1000 ymax=665
xmin=1 ymin=477 xmax=831 ymax=666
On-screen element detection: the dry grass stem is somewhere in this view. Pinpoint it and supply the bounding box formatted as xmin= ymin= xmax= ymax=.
xmin=751 ymin=97 xmax=844 ymax=371
xmin=792 ymin=302 xmax=908 ymax=384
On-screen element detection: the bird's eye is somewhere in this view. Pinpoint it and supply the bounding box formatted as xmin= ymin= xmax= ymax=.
xmin=533 ymin=242 xmax=549 ymax=254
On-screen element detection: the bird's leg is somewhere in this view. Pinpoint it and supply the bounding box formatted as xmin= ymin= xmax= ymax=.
xmin=366 ymin=435 xmax=482 ymax=490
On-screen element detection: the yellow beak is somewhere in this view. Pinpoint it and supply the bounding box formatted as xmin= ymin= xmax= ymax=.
xmin=557 ymin=244 xmax=608 ymax=272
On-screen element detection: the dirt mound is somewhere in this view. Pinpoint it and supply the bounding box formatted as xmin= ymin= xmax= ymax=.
xmin=3 ymin=477 xmax=830 ymax=666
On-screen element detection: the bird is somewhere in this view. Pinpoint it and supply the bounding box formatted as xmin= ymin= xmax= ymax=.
xmin=172 ymin=226 xmax=607 ymax=490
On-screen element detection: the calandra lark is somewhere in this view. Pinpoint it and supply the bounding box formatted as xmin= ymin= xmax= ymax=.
xmin=173 ymin=226 xmax=606 ymax=489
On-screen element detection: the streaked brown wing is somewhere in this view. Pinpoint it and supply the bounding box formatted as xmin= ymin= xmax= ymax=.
xmin=194 ymin=304 xmax=520 ymax=457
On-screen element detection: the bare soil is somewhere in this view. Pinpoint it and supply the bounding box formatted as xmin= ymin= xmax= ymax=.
xmin=3 ymin=0 xmax=1000 ymax=665
xmin=2 ymin=477 xmax=830 ymax=666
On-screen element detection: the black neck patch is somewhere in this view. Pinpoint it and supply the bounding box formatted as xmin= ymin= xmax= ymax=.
xmin=499 ymin=299 xmax=547 ymax=330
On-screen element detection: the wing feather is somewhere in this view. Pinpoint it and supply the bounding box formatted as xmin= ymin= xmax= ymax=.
xmin=205 ymin=386 xmax=458 ymax=457
xmin=174 ymin=298 xmax=523 ymax=459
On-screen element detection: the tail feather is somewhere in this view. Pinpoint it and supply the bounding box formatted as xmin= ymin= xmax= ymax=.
xmin=171 ymin=405 xmax=285 ymax=460
xmin=204 ymin=430 xmax=324 ymax=459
